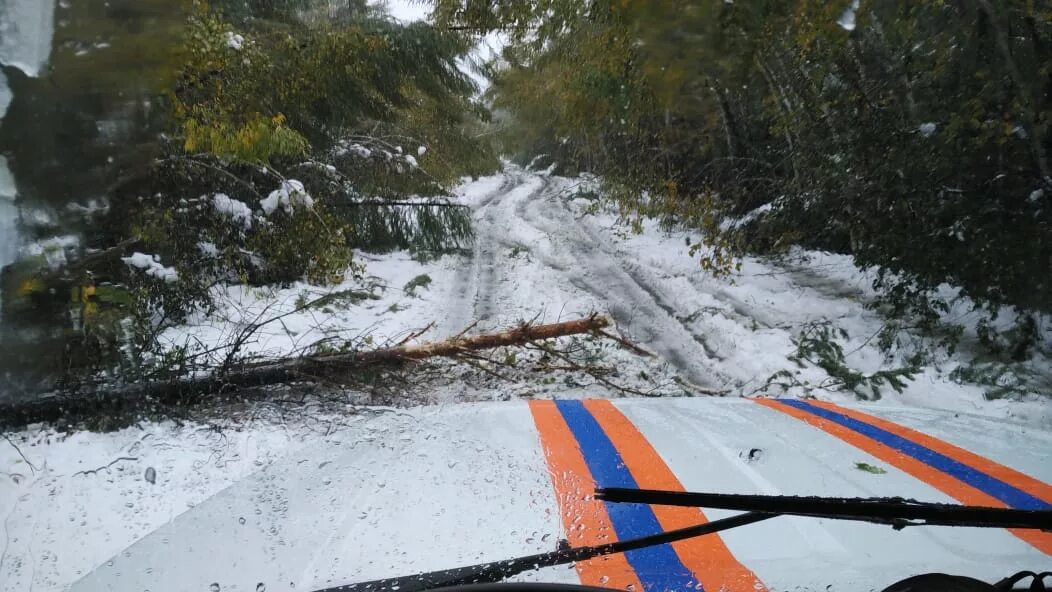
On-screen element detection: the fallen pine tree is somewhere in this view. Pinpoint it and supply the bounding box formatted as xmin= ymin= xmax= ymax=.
xmin=0 ymin=315 xmax=616 ymax=428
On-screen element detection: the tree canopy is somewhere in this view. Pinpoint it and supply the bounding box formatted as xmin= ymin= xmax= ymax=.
xmin=436 ymin=0 xmax=1052 ymax=320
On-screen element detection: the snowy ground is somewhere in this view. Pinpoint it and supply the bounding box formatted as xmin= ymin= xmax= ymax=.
xmin=3 ymin=165 xmax=1052 ymax=591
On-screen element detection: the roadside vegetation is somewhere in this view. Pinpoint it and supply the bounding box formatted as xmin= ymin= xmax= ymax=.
xmin=431 ymin=0 xmax=1051 ymax=393
xmin=1 ymin=0 xmax=499 ymax=397
xmin=1 ymin=0 xmax=1050 ymax=426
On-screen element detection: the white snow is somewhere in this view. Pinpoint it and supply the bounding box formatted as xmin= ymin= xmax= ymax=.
xmin=196 ymin=241 xmax=219 ymax=257
xmin=0 ymin=0 xmax=56 ymax=77
xmin=336 ymin=142 xmax=372 ymax=158
xmin=0 ymin=156 xmax=17 ymax=284
xmin=19 ymin=234 xmax=79 ymax=269
xmin=417 ymin=145 xmax=426 ymax=156
xmin=211 ymin=192 xmax=253 ymax=229
xmin=224 ymin=31 xmax=244 ymax=50
xmin=260 ymin=179 xmax=313 ymax=215
xmin=1 ymin=0 xmax=57 ymax=306
xmin=4 ymin=400 xmax=1049 ymax=592
xmin=919 ymin=122 xmax=938 ymax=137
xmin=837 ymin=0 xmax=860 ymax=32
xmin=0 ymin=71 xmax=10 ymax=119
xmin=0 ymin=418 xmax=323 ymax=592
xmin=3 ymin=165 xmax=1052 ymax=592
xmin=1030 ymin=188 xmax=1045 ymax=203
xmin=404 ymin=154 xmax=418 ymax=167
xmin=121 ymin=252 xmax=179 ymax=283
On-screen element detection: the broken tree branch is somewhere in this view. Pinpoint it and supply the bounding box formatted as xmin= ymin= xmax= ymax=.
xmin=0 ymin=316 xmax=612 ymax=427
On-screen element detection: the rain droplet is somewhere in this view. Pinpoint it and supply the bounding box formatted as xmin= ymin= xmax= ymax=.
xmin=144 ymin=467 xmax=157 ymax=484
xmin=599 ymin=576 xmax=609 ymax=584
xmin=210 ymin=583 xmax=220 ymax=592
xmin=256 ymin=584 xmax=266 ymax=592
xmin=626 ymin=585 xmax=635 ymax=592
xmin=239 ymin=517 xmax=246 ymax=525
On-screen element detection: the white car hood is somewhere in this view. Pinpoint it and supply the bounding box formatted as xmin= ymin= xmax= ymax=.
xmin=70 ymin=398 xmax=1052 ymax=592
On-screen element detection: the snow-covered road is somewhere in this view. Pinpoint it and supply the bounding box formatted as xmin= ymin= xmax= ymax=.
xmin=442 ymin=167 xmax=1052 ymax=424
xmin=3 ymin=166 xmax=1052 ymax=592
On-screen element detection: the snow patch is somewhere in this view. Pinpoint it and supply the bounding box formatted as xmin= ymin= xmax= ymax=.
xmin=211 ymin=192 xmax=253 ymax=229
xmin=197 ymin=241 xmax=219 ymax=257
xmin=0 ymin=0 xmax=56 ymax=77
xmin=225 ymin=31 xmax=244 ymax=50
xmin=404 ymin=154 xmax=418 ymax=168
xmin=919 ymin=122 xmax=938 ymax=138
xmin=20 ymin=234 xmax=79 ymax=269
xmin=260 ymin=179 xmax=313 ymax=215
xmin=837 ymin=0 xmax=859 ymax=31
xmin=417 ymin=145 xmax=427 ymax=156
xmin=0 ymin=70 xmax=10 ymax=120
xmin=121 ymin=252 xmax=179 ymax=283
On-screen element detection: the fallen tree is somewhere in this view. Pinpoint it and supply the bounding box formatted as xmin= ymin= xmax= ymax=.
xmin=0 ymin=315 xmax=613 ymax=428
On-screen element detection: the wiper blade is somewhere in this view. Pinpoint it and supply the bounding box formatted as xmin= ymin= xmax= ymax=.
xmin=596 ymin=488 xmax=1052 ymax=530
xmin=313 ymin=490 xmax=1051 ymax=592
xmin=310 ymin=511 xmax=774 ymax=592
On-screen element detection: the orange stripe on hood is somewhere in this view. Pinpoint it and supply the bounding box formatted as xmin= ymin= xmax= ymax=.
xmin=754 ymin=398 xmax=1052 ymax=555
xmin=584 ymin=400 xmax=767 ymax=592
xmin=529 ymin=400 xmax=643 ymax=590
xmin=806 ymin=400 xmax=1052 ymax=505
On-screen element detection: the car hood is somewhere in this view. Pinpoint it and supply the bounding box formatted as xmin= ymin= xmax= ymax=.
xmin=70 ymin=398 xmax=1052 ymax=592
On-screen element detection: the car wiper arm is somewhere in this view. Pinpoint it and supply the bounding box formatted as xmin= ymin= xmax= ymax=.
xmin=596 ymin=488 xmax=1052 ymax=530
xmin=311 ymin=511 xmax=774 ymax=592
xmin=312 ymin=490 xmax=1051 ymax=592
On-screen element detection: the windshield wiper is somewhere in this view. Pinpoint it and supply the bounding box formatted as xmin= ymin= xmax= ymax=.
xmin=596 ymin=488 xmax=1052 ymax=530
xmin=311 ymin=512 xmax=774 ymax=592
xmin=311 ymin=491 xmax=1052 ymax=592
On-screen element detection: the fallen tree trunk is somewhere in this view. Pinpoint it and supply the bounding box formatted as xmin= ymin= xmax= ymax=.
xmin=349 ymin=315 xmax=610 ymax=363
xmin=0 ymin=315 xmax=611 ymax=427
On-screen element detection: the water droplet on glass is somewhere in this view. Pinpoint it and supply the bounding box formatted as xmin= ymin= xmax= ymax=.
xmin=144 ymin=467 xmax=157 ymax=484
xmin=210 ymin=583 xmax=220 ymax=592
xmin=239 ymin=517 xmax=246 ymax=525
xmin=256 ymin=584 xmax=266 ymax=592
xmin=626 ymin=585 xmax=636 ymax=592
xmin=599 ymin=576 xmax=609 ymax=584
xmin=107 ymin=560 xmax=114 ymax=567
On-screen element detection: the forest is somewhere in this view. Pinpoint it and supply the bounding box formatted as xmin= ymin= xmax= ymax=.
xmin=1 ymin=0 xmax=1049 ymax=416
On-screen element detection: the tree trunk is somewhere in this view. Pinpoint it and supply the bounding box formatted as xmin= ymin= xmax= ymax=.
xmin=0 ymin=316 xmax=612 ymax=427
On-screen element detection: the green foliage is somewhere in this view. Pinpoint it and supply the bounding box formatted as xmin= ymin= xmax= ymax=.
xmin=1 ymin=0 xmax=499 ymax=393
xmin=855 ymin=462 xmax=887 ymax=475
xmin=767 ymin=321 xmax=918 ymax=400
xmin=183 ymin=113 xmax=308 ymax=162
xmin=403 ymin=273 xmax=433 ymax=296
xmin=459 ymin=0 xmax=1052 ymax=319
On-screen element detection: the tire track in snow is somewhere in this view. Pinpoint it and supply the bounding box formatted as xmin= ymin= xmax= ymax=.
xmin=442 ymin=172 xmax=549 ymax=335
xmin=503 ymin=174 xmax=733 ymax=390
xmin=441 ymin=175 xmax=515 ymax=335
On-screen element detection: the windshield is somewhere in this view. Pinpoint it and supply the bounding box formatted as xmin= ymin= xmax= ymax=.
xmin=1 ymin=1 xmax=1050 ymax=591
